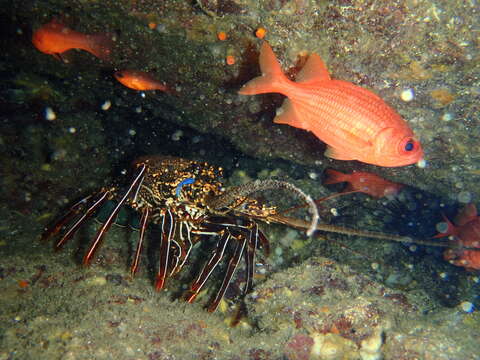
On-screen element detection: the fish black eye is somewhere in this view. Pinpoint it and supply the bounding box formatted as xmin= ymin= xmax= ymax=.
xmin=404 ymin=140 xmax=415 ymax=151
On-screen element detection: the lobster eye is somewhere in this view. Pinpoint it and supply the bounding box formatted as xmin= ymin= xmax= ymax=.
xmin=404 ymin=140 xmax=415 ymax=151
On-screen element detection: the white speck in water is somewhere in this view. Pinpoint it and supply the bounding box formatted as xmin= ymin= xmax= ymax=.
xmin=417 ymin=159 xmax=427 ymax=168
xmin=155 ymin=23 xmax=166 ymax=33
xmin=371 ymin=262 xmax=379 ymax=270
xmin=140 ymin=92 xmax=146 ymax=98
xmin=409 ymin=245 xmax=417 ymax=252
xmin=330 ymin=208 xmax=339 ymax=216
xmin=439 ymin=272 xmax=448 ymax=279
xmin=101 ymin=100 xmax=111 ymax=111
xmin=400 ymin=88 xmax=414 ymax=102
xmin=457 ymin=191 xmax=472 ymax=203
xmin=460 ymin=301 xmax=474 ymax=313
xmin=68 ymin=127 xmax=76 ymax=134
xmin=308 ymin=172 xmax=318 ymax=180
xmin=441 ymin=112 xmax=453 ymax=121
xmin=171 ymin=130 xmax=183 ymax=141
xmin=128 ymin=129 xmax=136 ymax=136
xmin=135 ymin=106 xmax=142 ymax=113
xmin=44 ymin=107 xmax=56 ymax=121
xmin=436 ymin=221 xmax=449 ymax=234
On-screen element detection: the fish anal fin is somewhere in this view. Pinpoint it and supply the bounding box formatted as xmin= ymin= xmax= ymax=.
xmin=296 ymin=53 xmax=331 ymax=83
xmin=273 ymin=99 xmax=303 ymax=129
xmin=324 ymin=146 xmax=355 ymax=161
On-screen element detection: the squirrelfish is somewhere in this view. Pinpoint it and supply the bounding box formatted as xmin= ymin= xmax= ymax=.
xmin=323 ymin=169 xmax=403 ymax=198
xmin=434 ymin=203 xmax=480 ymax=270
xmin=32 ymin=19 xmax=112 ymax=61
xmin=239 ymin=42 xmax=424 ymax=167
xmin=114 ymin=70 xmax=170 ymax=92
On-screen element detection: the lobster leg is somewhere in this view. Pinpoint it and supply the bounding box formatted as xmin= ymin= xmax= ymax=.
xmin=130 ymin=207 xmax=150 ymax=276
xmin=55 ymin=191 xmax=110 ymax=250
xmin=185 ymin=230 xmax=231 ymax=304
xmin=207 ymin=235 xmax=247 ymax=312
xmin=41 ymin=194 xmax=94 ymax=242
xmin=155 ymin=209 xmax=176 ymax=290
xmin=83 ymin=164 xmax=146 ymax=265
xmin=243 ymin=223 xmax=259 ymax=294
xmin=173 ymin=222 xmax=193 ymax=275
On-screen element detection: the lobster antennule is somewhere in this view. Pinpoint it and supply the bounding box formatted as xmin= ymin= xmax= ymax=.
xmin=207 ymin=179 xmax=319 ymax=237
xmin=270 ymin=213 xmax=480 ymax=251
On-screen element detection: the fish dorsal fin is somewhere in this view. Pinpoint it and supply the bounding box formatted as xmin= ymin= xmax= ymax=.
xmin=296 ymin=53 xmax=331 ymax=83
xmin=324 ymin=146 xmax=355 ymax=161
xmin=273 ymin=99 xmax=303 ymax=129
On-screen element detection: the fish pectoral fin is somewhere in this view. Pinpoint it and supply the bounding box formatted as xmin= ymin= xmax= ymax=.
xmin=273 ymin=99 xmax=304 ymax=129
xmin=324 ymin=146 xmax=356 ymax=161
xmin=296 ymin=53 xmax=331 ymax=83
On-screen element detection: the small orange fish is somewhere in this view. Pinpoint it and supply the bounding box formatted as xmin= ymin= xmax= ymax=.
xmin=323 ymin=169 xmax=403 ymax=198
xmin=114 ymin=70 xmax=170 ymax=92
xmin=32 ymin=19 xmax=112 ymax=61
xmin=239 ymin=42 xmax=424 ymax=167
xmin=434 ymin=203 xmax=480 ymax=270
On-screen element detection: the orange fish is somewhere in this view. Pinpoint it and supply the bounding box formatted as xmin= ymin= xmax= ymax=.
xmin=239 ymin=42 xmax=424 ymax=167
xmin=323 ymin=169 xmax=403 ymax=198
xmin=32 ymin=19 xmax=112 ymax=61
xmin=114 ymin=70 xmax=170 ymax=92
xmin=434 ymin=203 xmax=480 ymax=270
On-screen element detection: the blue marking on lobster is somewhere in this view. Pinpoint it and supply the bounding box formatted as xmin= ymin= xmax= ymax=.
xmin=176 ymin=177 xmax=196 ymax=198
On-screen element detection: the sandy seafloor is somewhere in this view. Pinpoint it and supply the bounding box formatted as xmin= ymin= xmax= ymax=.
xmin=1 ymin=0 xmax=480 ymax=359
xmin=1 ymin=201 xmax=480 ymax=360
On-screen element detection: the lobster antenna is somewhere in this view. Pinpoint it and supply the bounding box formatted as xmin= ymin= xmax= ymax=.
xmin=208 ymin=179 xmax=319 ymax=237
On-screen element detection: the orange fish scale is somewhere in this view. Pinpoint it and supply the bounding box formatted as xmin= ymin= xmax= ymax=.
xmin=239 ymin=42 xmax=423 ymax=167
xmin=288 ymin=81 xmax=403 ymax=150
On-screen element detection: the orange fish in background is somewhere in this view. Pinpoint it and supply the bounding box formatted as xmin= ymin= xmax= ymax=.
xmin=239 ymin=42 xmax=424 ymax=167
xmin=434 ymin=203 xmax=480 ymax=270
xmin=32 ymin=19 xmax=112 ymax=61
xmin=323 ymin=169 xmax=404 ymax=198
xmin=114 ymin=70 xmax=171 ymax=92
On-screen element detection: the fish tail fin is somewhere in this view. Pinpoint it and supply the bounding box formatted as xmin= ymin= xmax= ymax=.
xmin=432 ymin=213 xmax=457 ymax=239
xmin=238 ymin=42 xmax=290 ymax=95
xmin=87 ymin=33 xmax=114 ymax=62
xmin=323 ymin=169 xmax=348 ymax=185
